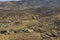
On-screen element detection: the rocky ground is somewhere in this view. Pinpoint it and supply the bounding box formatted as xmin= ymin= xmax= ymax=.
xmin=0 ymin=7 xmax=59 ymax=40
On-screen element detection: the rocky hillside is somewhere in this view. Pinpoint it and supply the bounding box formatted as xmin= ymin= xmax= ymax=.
xmin=0 ymin=0 xmax=59 ymax=40
xmin=0 ymin=7 xmax=59 ymax=40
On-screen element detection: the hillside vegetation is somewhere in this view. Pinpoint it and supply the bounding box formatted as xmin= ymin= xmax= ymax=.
xmin=0 ymin=6 xmax=59 ymax=40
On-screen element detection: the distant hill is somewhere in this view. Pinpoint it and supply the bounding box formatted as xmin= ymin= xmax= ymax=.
xmin=0 ymin=0 xmax=60 ymax=10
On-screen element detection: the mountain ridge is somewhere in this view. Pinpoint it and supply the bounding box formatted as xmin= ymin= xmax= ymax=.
xmin=0 ymin=0 xmax=60 ymax=7
xmin=0 ymin=0 xmax=60 ymax=10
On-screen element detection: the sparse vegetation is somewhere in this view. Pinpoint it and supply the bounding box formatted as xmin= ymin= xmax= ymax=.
xmin=0 ymin=1 xmax=59 ymax=40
